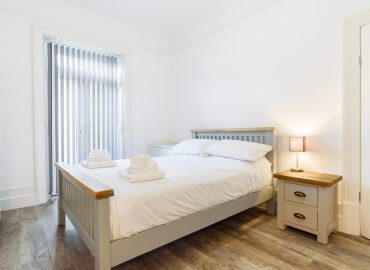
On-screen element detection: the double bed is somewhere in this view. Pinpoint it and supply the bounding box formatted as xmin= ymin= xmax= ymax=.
xmin=56 ymin=127 xmax=276 ymax=270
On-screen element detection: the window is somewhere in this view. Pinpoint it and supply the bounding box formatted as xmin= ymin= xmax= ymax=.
xmin=46 ymin=39 xmax=124 ymax=194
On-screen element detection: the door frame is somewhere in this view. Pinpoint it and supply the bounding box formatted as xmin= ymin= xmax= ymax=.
xmin=343 ymin=10 xmax=370 ymax=235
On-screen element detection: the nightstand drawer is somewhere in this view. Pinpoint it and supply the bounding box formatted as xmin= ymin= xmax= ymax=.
xmin=285 ymin=182 xmax=317 ymax=207
xmin=284 ymin=203 xmax=318 ymax=230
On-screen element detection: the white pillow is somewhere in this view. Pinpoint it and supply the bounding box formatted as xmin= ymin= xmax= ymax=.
xmin=171 ymin=139 xmax=217 ymax=155
xmin=203 ymin=140 xmax=273 ymax=161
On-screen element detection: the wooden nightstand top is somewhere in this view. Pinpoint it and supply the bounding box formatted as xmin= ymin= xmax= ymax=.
xmin=273 ymin=170 xmax=342 ymax=187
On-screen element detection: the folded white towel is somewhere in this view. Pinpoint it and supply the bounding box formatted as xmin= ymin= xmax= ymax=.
xmin=81 ymin=160 xmax=116 ymax=169
xmin=127 ymin=166 xmax=158 ymax=175
xmin=87 ymin=149 xmax=111 ymax=162
xmin=117 ymin=169 xmax=165 ymax=183
xmin=128 ymin=154 xmax=158 ymax=174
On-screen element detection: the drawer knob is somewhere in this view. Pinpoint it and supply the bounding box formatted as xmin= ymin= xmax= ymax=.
xmin=293 ymin=213 xmax=306 ymax=220
xmin=294 ymin=191 xmax=306 ymax=198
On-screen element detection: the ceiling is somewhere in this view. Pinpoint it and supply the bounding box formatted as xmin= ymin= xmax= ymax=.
xmin=68 ymin=0 xmax=224 ymax=35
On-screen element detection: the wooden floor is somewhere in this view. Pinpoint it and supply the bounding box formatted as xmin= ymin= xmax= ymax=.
xmin=1 ymin=198 xmax=369 ymax=270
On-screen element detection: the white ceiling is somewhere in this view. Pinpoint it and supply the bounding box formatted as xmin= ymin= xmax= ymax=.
xmin=68 ymin=0 xmax=224 ymax=35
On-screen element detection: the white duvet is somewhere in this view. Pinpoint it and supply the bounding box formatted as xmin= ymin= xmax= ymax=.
xmin=80 ymin=155 xmax=272 ymax=241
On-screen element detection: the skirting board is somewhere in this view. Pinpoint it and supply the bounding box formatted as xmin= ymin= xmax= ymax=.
xmin=335 ymin=202 xmax=359 ymax=235
xmin=0 ymin=186 xmax=38 ymax=211
xmin=341 ymin=201 xmax=360 ymax=235
xmin=337 ymin=202 xmax=343 ymax=232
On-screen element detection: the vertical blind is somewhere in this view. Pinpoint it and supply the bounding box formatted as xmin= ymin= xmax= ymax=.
xmin=46 ymin=40 xmax=124 ymax=193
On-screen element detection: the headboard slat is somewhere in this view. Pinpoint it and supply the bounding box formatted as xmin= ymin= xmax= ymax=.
xmin=191 ymin=127 xmax=276 ymax=173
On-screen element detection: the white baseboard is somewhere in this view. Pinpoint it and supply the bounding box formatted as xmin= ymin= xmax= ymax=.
xmin=0 ymin=186 xmax=38 ymax=211
xmin=337 ymin=202 xmax=343 ymax=232
xmin=340 ymin=201 xmax=360 ymax=235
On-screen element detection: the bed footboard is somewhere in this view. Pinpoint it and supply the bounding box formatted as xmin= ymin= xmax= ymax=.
xmin=56 ymin=163 xmax=114 ymax=270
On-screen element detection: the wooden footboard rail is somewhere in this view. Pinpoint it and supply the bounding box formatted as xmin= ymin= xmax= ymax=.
xmin=56 ymin=163 xmax=114 ymax=270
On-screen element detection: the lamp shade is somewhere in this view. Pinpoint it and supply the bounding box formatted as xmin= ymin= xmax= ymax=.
xmin=289 ymin=136 xmax=306 ymax=152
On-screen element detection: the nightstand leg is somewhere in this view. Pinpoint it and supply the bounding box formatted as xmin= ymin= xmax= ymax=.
xmin=317 ymin=233 xmax=329 ymax=244
xmin=276 ymin=180 xmax=285 ymax=229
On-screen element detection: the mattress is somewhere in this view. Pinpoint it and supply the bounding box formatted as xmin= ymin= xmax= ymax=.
xmin=80 ymin=155 xmax=272 ymax=240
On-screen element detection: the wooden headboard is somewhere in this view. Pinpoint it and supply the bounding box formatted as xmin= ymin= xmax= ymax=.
xmin=191 ymin=127 xmax=276 ymax=173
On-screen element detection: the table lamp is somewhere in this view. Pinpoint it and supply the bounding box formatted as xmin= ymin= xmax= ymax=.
xmin=289 ymin=136 xmax=306 ymax=172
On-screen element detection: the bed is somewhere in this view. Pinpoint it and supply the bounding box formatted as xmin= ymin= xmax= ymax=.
xmin=56 ymin=127 xmax=276 ymax=270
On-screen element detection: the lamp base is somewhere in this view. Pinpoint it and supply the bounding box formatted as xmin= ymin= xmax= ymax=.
xmin=291 ymin=168 xmax=304 ymax=172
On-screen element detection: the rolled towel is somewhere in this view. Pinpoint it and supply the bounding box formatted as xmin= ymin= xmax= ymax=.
xmin=81 ymin=160 xmax=116 ymax=169
xmin=118 ymin=169 xmax=165 ymax=183
xmin=127 ymin=166 xmax=158 ymax=175
xmin=128 ymin=154 xmax=158 ymax=174
xmin=87 ymin=149 xmax=111 ymax=162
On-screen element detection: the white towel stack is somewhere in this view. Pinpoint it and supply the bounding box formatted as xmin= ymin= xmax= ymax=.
xmin=81 ymin=149 xmax=116 ymax=169
xmin=117 ymin=154 xmax=165 ymax=183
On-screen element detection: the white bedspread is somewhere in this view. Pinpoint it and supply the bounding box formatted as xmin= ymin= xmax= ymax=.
xmin=79 ymin=155 xmax=272 ymax=240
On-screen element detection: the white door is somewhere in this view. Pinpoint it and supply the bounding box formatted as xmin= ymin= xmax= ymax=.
xmin=361 ymin=22 xmax=370 ymax=239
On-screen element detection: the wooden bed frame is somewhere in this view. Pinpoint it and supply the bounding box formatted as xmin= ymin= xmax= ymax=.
xmin=56 ymin=127 xmax=276 ymax=270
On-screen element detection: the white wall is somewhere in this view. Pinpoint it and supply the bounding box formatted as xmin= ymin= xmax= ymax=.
xmin=0 ymin=0 xmax=171 ymax=210
xmin=0 ymin=11 xmax=36 ymax=210
xmin=170 ymin=0 xmax=370 ymax=175
xmin=129 ymin=48 xmax=172 ymax=154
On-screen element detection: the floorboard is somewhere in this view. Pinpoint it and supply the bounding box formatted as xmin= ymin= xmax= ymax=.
xmin=0 ymin=198 xmax=369 ymax=270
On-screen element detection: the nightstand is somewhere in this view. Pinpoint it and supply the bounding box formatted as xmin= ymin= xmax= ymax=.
xmin=148 ymin=144 xmax=176 ymax=157
xmin=274 ymin=171 xmax=342 ymax=244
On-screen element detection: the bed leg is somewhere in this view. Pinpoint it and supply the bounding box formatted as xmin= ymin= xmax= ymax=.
xmin=57 ymin=170 xmax=65 ymax=226
xmin=94 ymin=199 xmax=111 ymax=270
xmin=266 ymin=199 xmax=277 ymax=215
